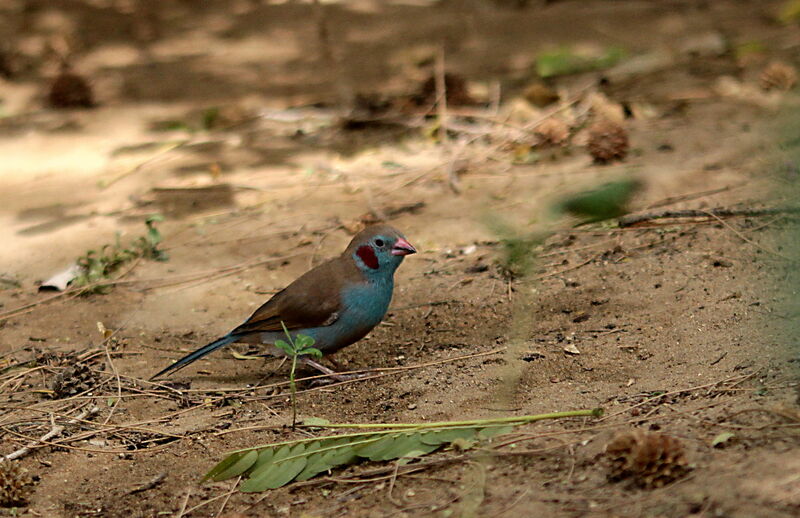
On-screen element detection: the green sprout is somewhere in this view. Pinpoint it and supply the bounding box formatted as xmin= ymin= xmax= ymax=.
xmin=275 ymin=323 xmax=322 ymax=428
xmin=74 ymin=215 xmax=168 ymax=294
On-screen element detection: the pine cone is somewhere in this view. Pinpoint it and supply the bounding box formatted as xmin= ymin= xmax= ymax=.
xmin=49 ymin=363 xmax=99 ymax=399
xmin=587 ymin=119 xmax=629 ymax=164
xmin=534 ymin=117 xmax=570 ymax=147
xmin=759 ymin=61 xmax=797 ymax=92
xmin=524 ymin=82 xmax=559 ymax=107
xmin=413 ymin=72 xmax=476 ymax=107
xmin=0 ymin=461 xmax=33 ymax=507
xmin=605 ymin=430 xmax=690 ymax=489
xmin=48 ymin=67 xmax=95 ymax=108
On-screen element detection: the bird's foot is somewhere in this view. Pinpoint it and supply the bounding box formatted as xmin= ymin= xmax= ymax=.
xmin=301 ymin=357 xmax=371 ymax=384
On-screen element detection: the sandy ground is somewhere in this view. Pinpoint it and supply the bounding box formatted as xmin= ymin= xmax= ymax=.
xmin=1 ymin=1 xmax=799 ymax=516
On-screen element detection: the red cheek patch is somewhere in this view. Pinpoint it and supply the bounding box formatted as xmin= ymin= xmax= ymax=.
xmin=356 ymin=245 xmax=379 ymax=269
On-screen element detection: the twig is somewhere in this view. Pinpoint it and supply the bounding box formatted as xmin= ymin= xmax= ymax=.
xmin=128 ymin=472 xmax=167 ymax=495
xmin=1 ymin=425 xmax=177 ymax=455
xmin=435 ymin=45 xmax=448 ymax=145
xmin=618 ymin=206 xmax=800 ymax=228
xmin=240 ymin=348 xmax=508 ymax=403
xmin=702 ymin=209 xmax=792 ymax=260
xmin=178 ymin=476 xmax=241 ymax=517
xmin=534 ymin=253 xmax=600 ymax=280
xmin=100 ymin=141 xmax=185 ymax=189
xmin=599 ymin=372 xmax=754 ymax=421
xmin=102 ymin=333 xmax=124 ymax=426
xmin=214 ymin=477 xmax=239 ymax=518
xmin=193 ymin=347 xmax=506 ymax=396
xmin=3 ymin=405 xmax=99 ymax=461
xmin=643 ymin=184 xmax=737 ymax=209
xmin=387 ymin=462 xmax=402 ymax=507
xmin=174 ymin=489 xmax=192 ymax=518
xmin=496 ymin=488 xmax=530 ymax=516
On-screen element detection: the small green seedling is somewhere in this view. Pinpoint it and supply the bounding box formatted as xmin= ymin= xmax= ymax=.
xmin=74 ymin=215 xmax=168 ymax=294
xmin=275 ymin=323 xmax=322 ymax=428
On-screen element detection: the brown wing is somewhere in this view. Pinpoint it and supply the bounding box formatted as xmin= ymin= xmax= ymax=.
xmin=230 ymin=256 xmax=356 ymax=335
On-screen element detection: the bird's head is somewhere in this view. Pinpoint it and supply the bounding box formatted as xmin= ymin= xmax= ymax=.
xmin=346 ymin=224 xmax=416 ymax=276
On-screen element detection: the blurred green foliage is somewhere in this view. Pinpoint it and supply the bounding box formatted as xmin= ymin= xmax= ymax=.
xmin=484 ymin=214 xmax=544 ymax=279
xmin=75 ymin=215 xmax=167 ymax=294
xmin=555 ymin=179 xmax=641 ymax=224
xmin=536 ymin=46 xmax=625 ymax=78
xmin=778 ymin=0 xmax=800 ymax=23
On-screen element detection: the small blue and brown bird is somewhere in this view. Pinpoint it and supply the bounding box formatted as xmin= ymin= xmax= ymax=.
xmin=150 ymin=224 xmax=416 ymax=380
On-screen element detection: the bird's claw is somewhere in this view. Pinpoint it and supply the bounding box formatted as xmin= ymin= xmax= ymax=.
xmin=309 ymin=371 xmax=370 ymax=386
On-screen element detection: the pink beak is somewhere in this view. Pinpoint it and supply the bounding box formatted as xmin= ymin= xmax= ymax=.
xmin=391 ymin=237 xmax=417 ymax=256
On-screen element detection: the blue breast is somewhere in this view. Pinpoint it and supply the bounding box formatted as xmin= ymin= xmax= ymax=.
xmin=260 ymin=277 xmax=394 ymax=354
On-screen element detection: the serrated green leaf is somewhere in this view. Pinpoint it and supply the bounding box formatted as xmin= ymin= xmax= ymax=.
xmin=478 ymin=425 xmax=515 ymax=439
xmin=203 ymin=449 xmax=258 ymax=482
xmin=419 ymin=428 xmax=478 ymax=446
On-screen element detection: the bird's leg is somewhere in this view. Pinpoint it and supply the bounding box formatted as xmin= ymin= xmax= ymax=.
xmin=300 ymin=357 xmax=368 ymax=383
xmin=254 ymin=357 xmax=287 ymax=386
xmin=324 ymin=355 xmax=344 ymax=371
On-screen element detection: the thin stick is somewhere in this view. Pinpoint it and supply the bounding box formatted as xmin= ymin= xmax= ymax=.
xmin=103 ymin=336 xmax=124 ymax=426
xmin=178 ymin=476 xmax=241 ymax=517
xmin=174 ymin=489 xmax=192 ymax=518
xmin=534 ymin=253 xmax=600 ymax=280
xmin=618 ymin=206 xmax=800 ymax=228
xmin=1 ymin=425 xmax=175 ymax=455
xmin=644 ymin=184 xmax=737 ymax=209
xmin=3 ymin=405 xmax=99 ymax=461
xmin=599 ymin=372 xmax=754 ymax=421
xmin=702 ymin=209 xmax=792 ymax=260
xmin=214 ymin=477 xmax=239 ymax=518
xmin=173 ymin=347 xmax=507 ymax=395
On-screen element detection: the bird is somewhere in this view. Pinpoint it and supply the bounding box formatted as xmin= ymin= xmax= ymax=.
xmin=150 ymin=224 xmax=416 ymax=380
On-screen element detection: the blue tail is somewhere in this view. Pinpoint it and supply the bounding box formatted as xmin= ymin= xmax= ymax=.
xmin=150 ymin=334 xmax=238 ymax=380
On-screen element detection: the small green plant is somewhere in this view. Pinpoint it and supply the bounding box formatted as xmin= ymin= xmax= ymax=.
xmin=275 ymin=323 xmax=322 ymax=428
xmin=74 ymin=215 xmax=168 ymax=294
xmin=483 ymin=213 xmax=544 ymax=279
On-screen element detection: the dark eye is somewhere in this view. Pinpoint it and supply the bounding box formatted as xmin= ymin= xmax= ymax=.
xmin=374 ymin=238 xmax=385 ymax=247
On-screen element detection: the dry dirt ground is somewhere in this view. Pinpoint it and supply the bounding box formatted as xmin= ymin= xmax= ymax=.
xmin=1 ymin=1 xmax=800 ymax=517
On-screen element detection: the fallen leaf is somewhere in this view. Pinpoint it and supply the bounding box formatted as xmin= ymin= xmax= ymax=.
xmin=712 ymin=432 xmax=736 ymax=448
